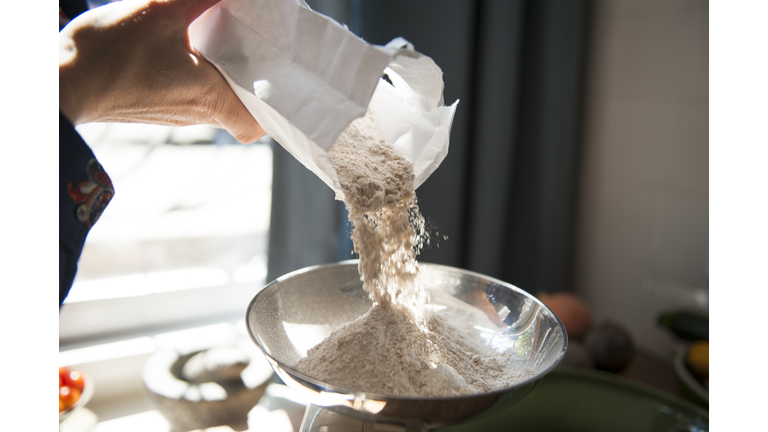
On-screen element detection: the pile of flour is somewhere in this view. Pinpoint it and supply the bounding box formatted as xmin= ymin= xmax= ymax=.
xmin=293 ymin=113 xmax=533 ymax=397
xmin=296 ymin=303 xmax=534 ymax=396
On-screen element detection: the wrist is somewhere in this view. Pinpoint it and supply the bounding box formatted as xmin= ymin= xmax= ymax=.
xmin=59 ymin=36 xmax=87 ymax=124
xmin=59 ymin=27 xmax=110 ymax=125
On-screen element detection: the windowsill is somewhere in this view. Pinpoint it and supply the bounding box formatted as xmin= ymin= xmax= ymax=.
xmin=60 ymin=279 xmax=266 ymax=349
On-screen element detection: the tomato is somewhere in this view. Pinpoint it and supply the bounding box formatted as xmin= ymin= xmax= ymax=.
xmin=59 ymin=385 xmax=81 ymax=410
xmin=60 ymin=368 xmax=85 ymax=393
xmin=59 ymin=367 xmax=86 ymax=413
xmin=66 ymin=370 xmax=85 ymax=393
xmin=70 ymin=387 xmax=82 ymax=406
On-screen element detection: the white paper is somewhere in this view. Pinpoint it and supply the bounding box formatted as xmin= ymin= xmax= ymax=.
xmin=189 ymin=0 xmax=458 ymax=200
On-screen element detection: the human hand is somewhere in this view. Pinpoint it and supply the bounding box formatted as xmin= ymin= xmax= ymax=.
xmin=59 ymin=0 xmax=266 ymax=143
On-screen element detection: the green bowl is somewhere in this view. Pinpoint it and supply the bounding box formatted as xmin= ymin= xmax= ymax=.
xmin=673 ymin=346 xmax=709 ymax=410
xmin=435 ymin=367 xmax=709 ymax=432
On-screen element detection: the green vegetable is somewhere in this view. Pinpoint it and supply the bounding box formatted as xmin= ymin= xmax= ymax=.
xmin=657 ymin=310 xmax=708 ymax=341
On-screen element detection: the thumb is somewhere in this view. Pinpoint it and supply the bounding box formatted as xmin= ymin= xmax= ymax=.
xmin=177 ymin=0 xmax=266 ymax=142
xmin=214 ymin=87 xmax=267 ymax=144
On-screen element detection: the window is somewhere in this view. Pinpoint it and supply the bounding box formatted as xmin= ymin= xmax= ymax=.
xmin=59 ymin=122 xmax=273 ymax=346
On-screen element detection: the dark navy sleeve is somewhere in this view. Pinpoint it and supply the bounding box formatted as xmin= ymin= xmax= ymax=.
xmin=59 ymin=112 xmax=114 ymax=305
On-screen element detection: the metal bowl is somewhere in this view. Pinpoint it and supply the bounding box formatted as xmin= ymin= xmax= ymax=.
xmin=245 ymin=260 xmax=567 ymax=428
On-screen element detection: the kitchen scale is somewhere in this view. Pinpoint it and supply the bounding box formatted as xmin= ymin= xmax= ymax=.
xmin=245 ymin=260 xmax=568 ymax=431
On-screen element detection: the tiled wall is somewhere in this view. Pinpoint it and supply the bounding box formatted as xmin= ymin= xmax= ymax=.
xmin=575 ymin=0 xmax=708 ymax=358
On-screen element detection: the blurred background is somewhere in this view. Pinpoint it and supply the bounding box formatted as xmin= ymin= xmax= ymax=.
xmin=59 ymin=0 xmax=707 ymax=429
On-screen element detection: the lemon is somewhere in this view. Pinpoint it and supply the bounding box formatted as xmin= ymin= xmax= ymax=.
xmin=686 ymin=340 xmax=709 ymax=376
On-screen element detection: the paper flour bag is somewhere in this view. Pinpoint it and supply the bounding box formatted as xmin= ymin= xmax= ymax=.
xmin=189 ymin=0 xmax=458 ymax=200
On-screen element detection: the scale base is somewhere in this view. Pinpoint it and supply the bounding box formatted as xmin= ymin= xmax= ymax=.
xmin=300 ymin=404 xmax=428 ymax=432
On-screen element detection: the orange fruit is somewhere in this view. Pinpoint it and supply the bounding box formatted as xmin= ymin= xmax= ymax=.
xmin=686 ymin=340 xmax=709 ymax=376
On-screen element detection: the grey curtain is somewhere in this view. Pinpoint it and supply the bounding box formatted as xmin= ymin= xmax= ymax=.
xmin=268 ymin=0 xmax=590 ymax=294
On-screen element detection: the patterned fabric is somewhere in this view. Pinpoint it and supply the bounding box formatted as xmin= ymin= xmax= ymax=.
xmin=59 ymin=7 xmax=70 ymax=29
xmin=60 ymin=112 xmax=114 ymax=305
xmin=67 ymin=159 xmax=114 ymax=230
xmin=59 ymin=0 xmax=88 ymax=30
